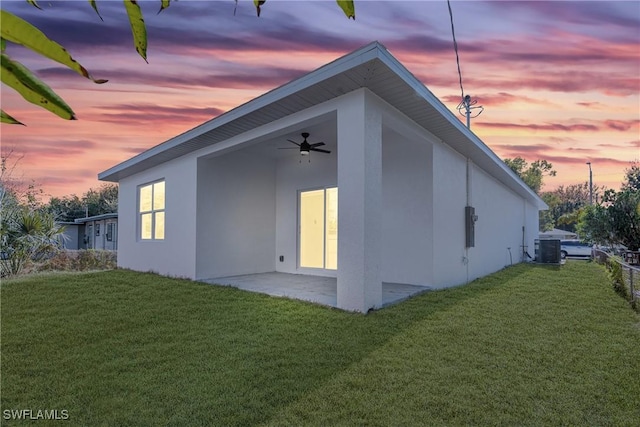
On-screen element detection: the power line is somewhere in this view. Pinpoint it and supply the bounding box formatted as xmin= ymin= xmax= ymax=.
xmin=446 ymin=0 xmax=484 ymax=129
xmin=447 ymin=0 xmax=464 ymax=99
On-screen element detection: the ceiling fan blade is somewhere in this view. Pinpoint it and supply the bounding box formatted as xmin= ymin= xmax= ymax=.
xmin=309 ymin=142 xmax=325 ymax=148
xmin=278 ymin=147 xmax=299 ymax=149
xmin=311 ymin=148 xmax=331 ymax=154
xmin=286 ymin=139 xmax=301 ymax=146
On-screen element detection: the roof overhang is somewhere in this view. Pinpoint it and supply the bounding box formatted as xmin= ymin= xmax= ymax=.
xmin=99 ymin=41 xmax=546 ymax=209
xmin=74 ymin=213 xmax=118 ymax=223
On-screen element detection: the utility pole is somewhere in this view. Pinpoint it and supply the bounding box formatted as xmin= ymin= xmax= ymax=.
xmin=458 ymin=95 xmax=484 ymax=129
xmin=586 ymin=162 xmax=593 ymax=205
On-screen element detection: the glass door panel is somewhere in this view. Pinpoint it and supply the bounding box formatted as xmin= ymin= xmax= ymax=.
xmin=300 ymin=190 xmax=325 ymax=268
xmin=325 ymin=188 xmax=338 ymax=270
xmin=299 ymin=188 xmax=338 ymax=270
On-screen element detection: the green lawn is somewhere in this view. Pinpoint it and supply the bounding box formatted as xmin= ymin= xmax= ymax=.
xmin=1 ymin=262 xmax=639 ymax=426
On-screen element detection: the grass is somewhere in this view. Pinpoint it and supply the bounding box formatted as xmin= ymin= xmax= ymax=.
xmin=1 ymin=262 xmax=639 ymax=426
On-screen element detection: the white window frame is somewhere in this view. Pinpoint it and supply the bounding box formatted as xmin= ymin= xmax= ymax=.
xmin=138 ymin=180 xmax=165 ymax=241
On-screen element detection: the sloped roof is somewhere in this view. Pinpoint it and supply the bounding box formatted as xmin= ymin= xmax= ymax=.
xmin=99 ymin=41 xmax=546 ymax=208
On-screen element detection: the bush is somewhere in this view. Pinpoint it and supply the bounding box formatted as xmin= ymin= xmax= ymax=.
xmin=1 ymin=204 xmax=66 ymax=277
xmin=38 ymin=250 xmax=116 ymax=272
xmin=606 ymin=256 xmax=627 ymax=299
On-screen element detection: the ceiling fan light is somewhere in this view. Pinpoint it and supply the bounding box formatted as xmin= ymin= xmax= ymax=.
xmin=300 ymin=140 xmax=311 ymax=155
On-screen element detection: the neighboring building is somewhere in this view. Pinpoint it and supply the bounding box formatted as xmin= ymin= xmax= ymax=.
xmin=58 ymin=214 xmax=118 ymax=250
xmin=76 ymin=213 xmax=118 ymax=250
xmin=58 ymin=221 xmax=83 ymax=250
xmin=99 ymin=42 xmax=546 ymax=312
xmin=539 ymin=228 xmax=578 ymax=240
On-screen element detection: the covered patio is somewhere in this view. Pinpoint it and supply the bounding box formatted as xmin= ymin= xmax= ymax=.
xmin=202 ymin=273 xmax=432 ymax=309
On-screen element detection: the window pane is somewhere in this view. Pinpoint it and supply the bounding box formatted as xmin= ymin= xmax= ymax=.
xmin=153 ymin=181 xmax=165 ymax=210
xmin=140 ymin=185 xmax=152 ymax=212
xmin=300 ymin=190 xmax=324 ymax=268
xmin=325 ymin=188 xmax=338 ymax=270
xmin=155 ymin=212 xmax=165 ymax=240
xmin=141 ymin=213 xmax=152 ymax=239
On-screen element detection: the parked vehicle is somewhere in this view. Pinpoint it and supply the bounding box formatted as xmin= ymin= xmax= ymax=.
xmin=560 ymin=240 xmax=592 ymax=259
xmin=594 ymin=244 xmax=628 ymax=256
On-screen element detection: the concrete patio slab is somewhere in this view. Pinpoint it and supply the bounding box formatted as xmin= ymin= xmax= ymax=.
xmin=201 ymin=272 xmax=431 ymax=310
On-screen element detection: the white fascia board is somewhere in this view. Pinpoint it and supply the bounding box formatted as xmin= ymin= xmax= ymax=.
xmin=99 ymin=42 xmax=383 ymax=182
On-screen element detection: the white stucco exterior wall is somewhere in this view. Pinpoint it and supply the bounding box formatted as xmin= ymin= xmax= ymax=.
xmin=274 ymin=146 xmax=337 ymax=276
xmin=431 ymin=143 xmax=468 ymax=287
xmin=337 ymin=89 xmax=383 ymax=311
xmin=431 ymin=143 xmax=541 ymax=288
xmin=381 ymin=125 xmax=434 ymax=286
xmin=117 ymin=155 xmax=197 ymax=278
xmin=195 ymin=150 xmax=276 ymax=279
xmin=468 ymin=164 xmax=529 ymax=279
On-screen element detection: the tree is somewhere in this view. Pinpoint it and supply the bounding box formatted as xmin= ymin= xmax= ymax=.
xmin=0 ymin=148 xmax=44 ymax=209
xmin=503 ymin=157 xmax=557 ymax=231
xmin=1 ymin=152 xmax=65 ymax=276
xmin=83 ymin=184 xmax=118 ymax=217
xmin=0 ymin=0 xmax=356 ymax=124
xmin=621 ymin=163 xmax=640 ymax=192
xmin=46 ymin=184 xmax=118 ymax=221
xmin=47 ymin=194 xmax=86 ymax=222
xmin=603 ymin=188 xmax=640 ymax=251
xmin=577 ymin=164 xmax=640 ymax=250
xmin=540 ymin=182 xmax=603 ymax=233
xmin=576 ymin=204 xmax=611 ymax=245
xmin=503 ymin=157 xmax=556 ymax=194
xmin=539 ymin=192 xmax=558 ymax=232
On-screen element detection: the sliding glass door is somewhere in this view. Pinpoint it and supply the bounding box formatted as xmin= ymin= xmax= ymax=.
xmin=299 ymin=188 xmax=338 ymax=270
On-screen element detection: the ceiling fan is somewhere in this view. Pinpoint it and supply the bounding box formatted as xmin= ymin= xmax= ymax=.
xmin=279 ymin=132 xmax=331 ymax=156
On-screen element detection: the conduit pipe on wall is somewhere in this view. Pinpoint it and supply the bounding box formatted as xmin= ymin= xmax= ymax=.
xmin=464 ymin=158 xmax=471 ymax=283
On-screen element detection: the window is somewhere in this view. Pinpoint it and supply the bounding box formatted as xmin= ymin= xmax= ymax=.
xmin=95 ymin=223 xmax=100 ymax=236
xmin=139 ymin=180 xmax=165 ymax=240
xmin=299 ymin=187 xmax=337 ymax=270
xmin=106 ymin=223 xmax=113 ymax=242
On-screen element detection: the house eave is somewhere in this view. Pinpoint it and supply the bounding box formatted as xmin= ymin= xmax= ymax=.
xmin=74 ymin=213 xmax=118 ymax=224
xmin=98 ymin=42 xmax=382 ymax=183
xmin=99 ymin=41 xmax=545 ymax=209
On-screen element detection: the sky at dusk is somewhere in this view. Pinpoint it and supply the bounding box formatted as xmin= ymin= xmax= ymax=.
xmin=1 ymin=0 xmax=638 ymax=200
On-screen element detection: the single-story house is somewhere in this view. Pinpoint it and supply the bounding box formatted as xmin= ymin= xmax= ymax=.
xmin=539 ymin=228 xmax=578 ymax=240
xmin=76 ymin=213 xmax=118 ymax=250
xmin=58 ymin=213 xmax=118 ymax=250
xmin=99 ymin=42 xmax=546 ymax=312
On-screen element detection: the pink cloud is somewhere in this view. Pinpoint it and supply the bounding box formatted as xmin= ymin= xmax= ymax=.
xmin=441 ymin=92 xmax=555 ymax=107
xmin=478 ymin=122 xmax=600 ymax=132
xmin=604 ymin=119 xmax=639 ymax=131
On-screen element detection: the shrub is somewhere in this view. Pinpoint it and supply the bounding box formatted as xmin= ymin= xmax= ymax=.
xmin=606 ymin=256 xmax=627 ymax=299
xmin=1 ymin=204 xmax=66 ymax=277
xmin=38 ymin=250 xmax=116 ymax=272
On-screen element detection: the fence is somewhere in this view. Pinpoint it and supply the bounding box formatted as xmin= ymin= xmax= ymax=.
xmin=592 ymin=249 xmax=639 ymax=311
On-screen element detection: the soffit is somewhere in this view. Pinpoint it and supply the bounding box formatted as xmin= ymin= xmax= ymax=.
xmin=99 ymin=42 xmax=544 ymax=208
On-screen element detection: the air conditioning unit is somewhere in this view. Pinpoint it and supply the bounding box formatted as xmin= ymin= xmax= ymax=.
xmin=535 ymin=239 xmax=561 ymax=264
